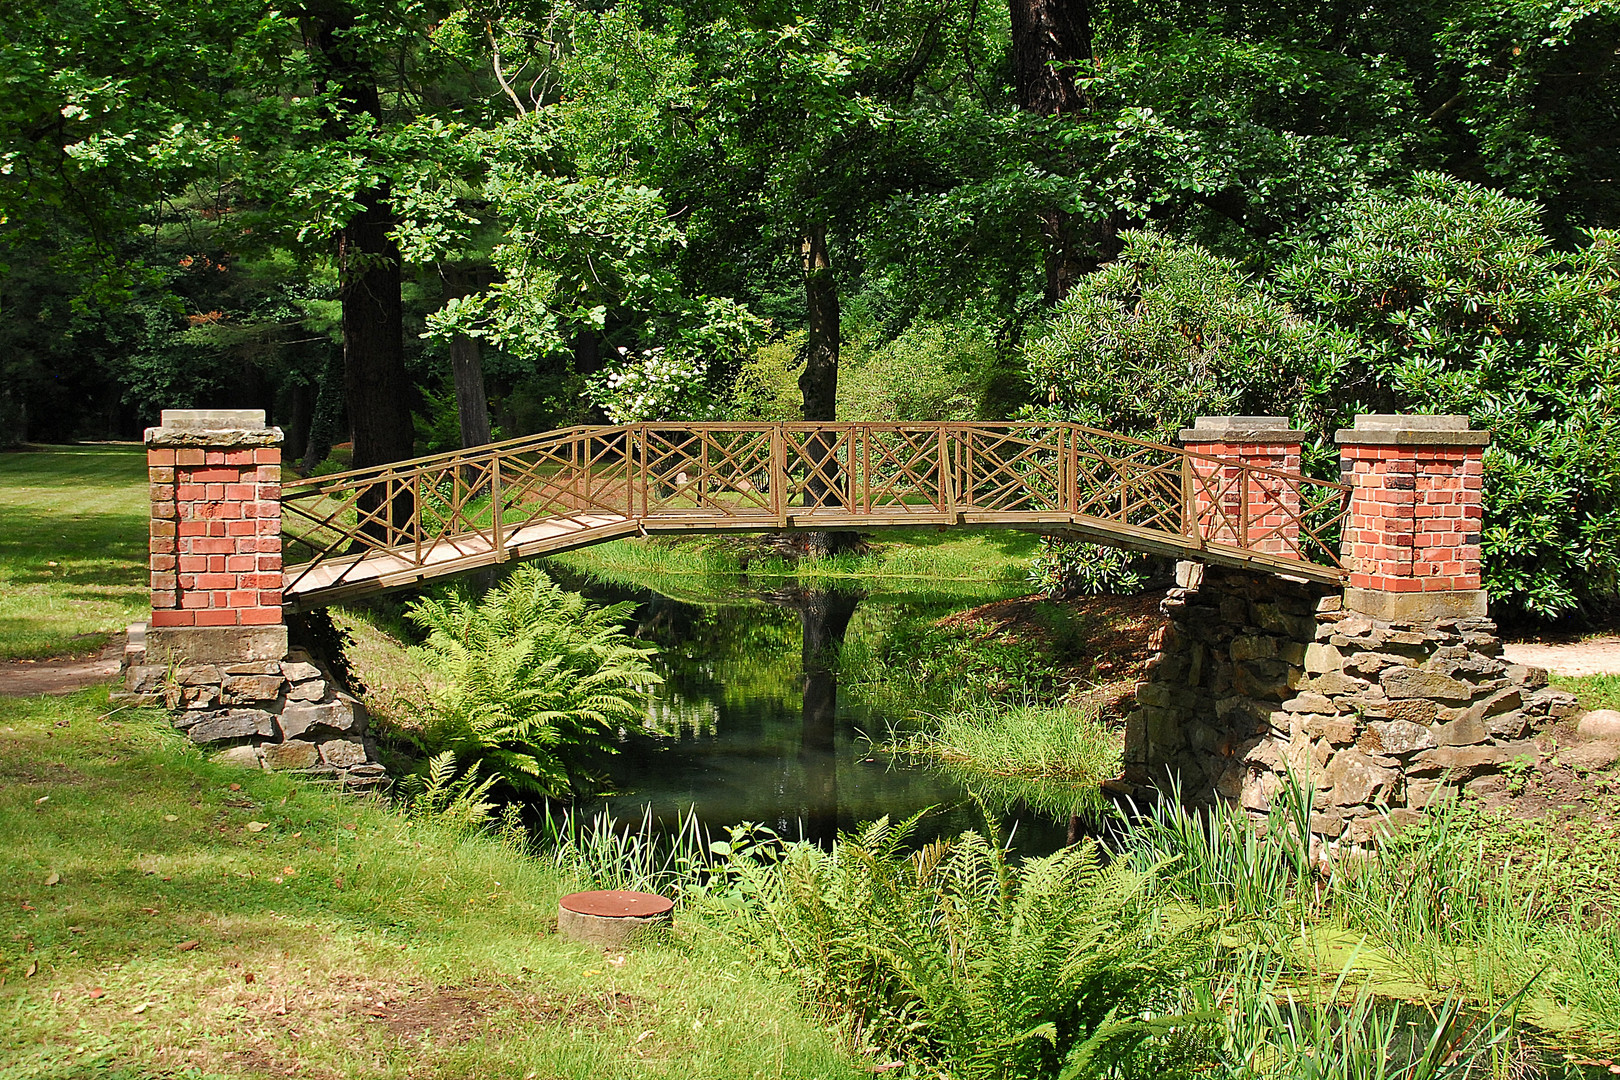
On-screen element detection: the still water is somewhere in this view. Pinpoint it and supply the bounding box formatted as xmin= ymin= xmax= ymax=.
xmin=558 ymin=575 xmax=1071 ymax=854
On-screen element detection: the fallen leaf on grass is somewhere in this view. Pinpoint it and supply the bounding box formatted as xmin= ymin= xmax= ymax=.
xmin=176 ymin=940 xmax=199 ymax=952
xmin=141 ymin=907 xmax=158 ymax=915
xmin=244 ymin=822 xmax=269 ymax=833
xmin=43 ymin=872 xmax=60 ymax=887
xmin=244 ymin=972 xmax=254 ymax=984
xmin=228 ymin=783 xmax=241 ymax=792
xmin=25 ymin=962 xmax=37 ymax=978
xmin=87 ymin=988 xmax=104 ymax=999
xmin=280 ymin=867 xmax=296 ymax=876
xmin=132 ymin=1002 xmax=149 ymax=1015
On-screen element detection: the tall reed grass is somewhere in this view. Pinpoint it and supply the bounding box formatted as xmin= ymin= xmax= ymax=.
xmin=882 ymin=701 xmax=1119 ymax=819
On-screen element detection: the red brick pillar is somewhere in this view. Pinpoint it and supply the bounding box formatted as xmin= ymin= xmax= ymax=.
xmin=146 ymin=410 xmax=287 ymax=663
xmin=1180 ymin=416 xmax=1309 ymax=557
xmin=1335 ymin=415 xmax=1490 ymax=621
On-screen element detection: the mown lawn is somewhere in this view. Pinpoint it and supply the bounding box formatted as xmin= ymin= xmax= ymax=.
xmin=0 ymin=689 xmax=863 ymax=1080
xmin=0 ymin=446 xmax=148 ymax=659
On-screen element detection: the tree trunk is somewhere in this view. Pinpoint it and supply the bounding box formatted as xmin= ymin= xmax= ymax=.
xmin=798 ymin=228 xmax=855 ymax=555
xmin=300 ymin=347 xmax=345 ymax=473
xmin=573 ymin=329 xmax=602 ymax=377
xmin=1008 ymin=0 xmax=1123 ymax=302
xmin=799 ymin=229 xmax=840 ymax=425
xmin=340 ymin=186 xmax=414 ymax=532
xmin=1008 ymin=0 xmax=1091 ymax=116
xmin=440 ymin=265 xmax=492 ymax=451
xmin=284 ymin=373 xmax=315 ymax=464
xmin=301 ymin=0 xmax=414 ymax=532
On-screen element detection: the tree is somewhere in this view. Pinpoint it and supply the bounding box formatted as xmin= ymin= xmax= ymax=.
xmin=1007 ymin=0 xmax=1122 ymax=301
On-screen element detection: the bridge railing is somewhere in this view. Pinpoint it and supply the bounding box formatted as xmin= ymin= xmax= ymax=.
xmin=281 ymin=422 xmax=1350 ymax=597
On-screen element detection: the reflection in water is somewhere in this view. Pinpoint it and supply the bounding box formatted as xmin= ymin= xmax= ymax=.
xmin=559 ymin=571 xmax=1071 ymax=855
xmin=767 ymin=585 xmax=860 ymax=848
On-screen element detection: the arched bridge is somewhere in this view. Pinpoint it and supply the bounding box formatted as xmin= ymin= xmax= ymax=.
xmin=277 ymin=422 xmax=1350 ymax=608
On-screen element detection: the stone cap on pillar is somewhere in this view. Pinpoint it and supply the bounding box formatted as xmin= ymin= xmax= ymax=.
xmin=1179 ymin=416 xmax=1308 ymax=443
xmin=146 ymin=409 xmax=283 ymax=448
xmin=1334 ymin=414 xmax=1490 ymax=447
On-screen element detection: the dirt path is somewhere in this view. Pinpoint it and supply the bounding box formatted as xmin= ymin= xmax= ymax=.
xmin=0 ymin=635 xmax=124 ymax=696
xmin=1502 ymin=636 xmax=1620 ymax=677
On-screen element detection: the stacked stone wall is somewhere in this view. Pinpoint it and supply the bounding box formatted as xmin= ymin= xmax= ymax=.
xmin=1123 ymin=565 xmax=1578 ymax=841
xmin=117 ymin=624 xmax=385 ymax=788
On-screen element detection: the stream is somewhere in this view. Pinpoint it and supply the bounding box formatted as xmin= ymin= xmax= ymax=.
xmin=554 ymin=572 xmax=1073 ymax=854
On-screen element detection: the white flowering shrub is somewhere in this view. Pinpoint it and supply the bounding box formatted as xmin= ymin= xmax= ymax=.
xmin=589 ymin=346 xmax=717 ymax=423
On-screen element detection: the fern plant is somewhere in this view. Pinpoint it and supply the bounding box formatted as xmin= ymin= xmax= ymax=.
xmin=406 ymin=565 xmax=661 ymax=800
xmin=404 ymin=750 xmax=501 ymax=829
xmin=732 ymin=814 xmax=1213 ymax=1078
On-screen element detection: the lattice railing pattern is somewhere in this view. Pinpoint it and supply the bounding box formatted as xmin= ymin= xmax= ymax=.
xmin=281 ymin=423 xmax=1350 ymax=599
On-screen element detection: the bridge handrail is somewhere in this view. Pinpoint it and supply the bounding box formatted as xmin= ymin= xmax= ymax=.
xmin=280 ymin=420 xmax=1339 ymax=491
xmin=280 ymin=421 xmax=1350 ymax=600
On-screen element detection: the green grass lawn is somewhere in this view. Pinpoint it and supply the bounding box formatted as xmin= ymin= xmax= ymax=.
xmin=0 ymin=446 xmax=149 ymax=659
xmin=1555 ymin=673 xmax=1620 ymax=711
xmin=0 ymin=689 xmax=863 ymax=1080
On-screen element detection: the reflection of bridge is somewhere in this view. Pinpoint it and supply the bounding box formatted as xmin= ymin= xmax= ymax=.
xmin=279 ymin=422 xmax=1350 ymax=608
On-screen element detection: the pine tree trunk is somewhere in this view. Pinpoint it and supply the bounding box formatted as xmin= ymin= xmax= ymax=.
xmin=301 ymin=0 xmax=414 ymax=532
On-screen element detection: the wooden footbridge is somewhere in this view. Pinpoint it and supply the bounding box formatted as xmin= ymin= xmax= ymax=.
xmin=279 ymin=422 xmax=1351 ymax=608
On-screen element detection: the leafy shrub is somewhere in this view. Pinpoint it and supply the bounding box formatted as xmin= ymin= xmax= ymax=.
xmin=1022 ymin=231 xmax=1337 ymax=442
xmin=1276 ymin=174 xmax=1620 ymax=618
xmin=1026 ymin=176 xmax=1620 ymax=620
xmin=405 ymin=565 xmax=661 ymax=799
xmin=1028 ymin=538 xmax=1148 ymax=598
xmin=733 ymin=815 xmax=1211 ymax=1078
xmin=837 ymin=317 xmax=1002 ymax=423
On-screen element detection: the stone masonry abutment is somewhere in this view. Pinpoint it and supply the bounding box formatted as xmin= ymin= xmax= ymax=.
xmin=1123 ymin=414 xmax=1579 ymax=839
